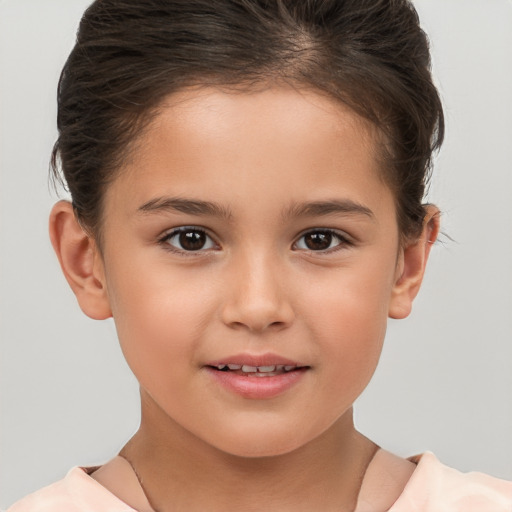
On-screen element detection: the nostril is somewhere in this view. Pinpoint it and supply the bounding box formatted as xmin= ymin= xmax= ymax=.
xmin=227 ymin=319 xmax=287 ymax=332
xmin=220 ymin=288 xmax=295 ymax=332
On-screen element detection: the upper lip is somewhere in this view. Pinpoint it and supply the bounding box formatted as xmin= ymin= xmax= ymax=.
xmin=205 ymin=353 xmax=306 ymax=368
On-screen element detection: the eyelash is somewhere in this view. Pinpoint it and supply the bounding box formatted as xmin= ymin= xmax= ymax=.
xmin=158 ymin=227 xmax=353 ymax=255
xmin=159 ymin=227 xmax=218 ymax=256
xmin=293 ymin=229 xmax=353 ymax=254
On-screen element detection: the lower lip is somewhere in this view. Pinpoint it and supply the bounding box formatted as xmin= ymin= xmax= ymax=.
xmin=205 ymin=367 xmax=308 ymax=399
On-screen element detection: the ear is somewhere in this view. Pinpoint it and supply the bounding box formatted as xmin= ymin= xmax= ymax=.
xmin=388 ymin=205 xmax=440 ymax=319
xmin=49 ymin=200 xmax=112 ymax=320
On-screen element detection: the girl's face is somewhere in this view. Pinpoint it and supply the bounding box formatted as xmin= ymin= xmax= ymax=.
xmin=97 ymin=87 xmax=408 ymax=456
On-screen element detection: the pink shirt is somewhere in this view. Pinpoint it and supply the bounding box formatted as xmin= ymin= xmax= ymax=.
xmin=7 ymin=452 xmax=512 ymax=511
xmin=390 ymin=452 xmax=512 ymax=511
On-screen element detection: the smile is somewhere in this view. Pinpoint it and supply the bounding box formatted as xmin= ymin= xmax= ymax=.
xmin=213 ymin=364 xmax=302 ymax=377
xmin=204 ymin=355 xmax=309 ymax=399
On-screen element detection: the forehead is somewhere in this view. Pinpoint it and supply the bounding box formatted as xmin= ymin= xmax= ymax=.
xmin=148 ymin=85 xmax=377 ymax=159
xmin=106 ymin=86 xmax=393 ymax=221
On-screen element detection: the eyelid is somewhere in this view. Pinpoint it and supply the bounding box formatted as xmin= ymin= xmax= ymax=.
xmin=157 ymin=226 xmax=353 ymax=255
xmin=158 ymin=226 xmax=220 ymax=254
xmin=293 ymin=228 xmax=354 ymax=252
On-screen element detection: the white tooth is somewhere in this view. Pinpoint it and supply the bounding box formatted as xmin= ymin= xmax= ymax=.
xmin=257 ymin=365 xmax=276 ymax=372
xmin=217 ymin=365 xmax=228 ymax=370
xmin=253 ymin=372 xmax=274 ymax=377
xmin=228 ymin=364 xmax=242 ymax=370
xmin=242 ymin=365 xmax=258 ymax=373
xmin=284 ymin=365 xmax=296 ymax=372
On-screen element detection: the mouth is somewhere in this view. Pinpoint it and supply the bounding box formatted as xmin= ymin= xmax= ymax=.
xmin=208 ymin=363 xmax=306 ymax=377
xmin=204 ymin=355 xmax=309 ymax=399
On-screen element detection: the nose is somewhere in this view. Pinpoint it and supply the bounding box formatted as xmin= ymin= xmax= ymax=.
xmin=220 ymin=251 xmax=295 ymax=333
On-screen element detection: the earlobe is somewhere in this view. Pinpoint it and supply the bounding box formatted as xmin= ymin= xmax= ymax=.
xmin=49 ymin=200 xmax=112 ymax=320
xmin=388 ymin=206 xmax=440 ymax=319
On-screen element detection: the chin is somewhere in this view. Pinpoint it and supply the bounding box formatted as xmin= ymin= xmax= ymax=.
xmin=219 ymin=438 xmax=304 ymax=459
xmin=201 ymin=420 xmax=316 ymax=459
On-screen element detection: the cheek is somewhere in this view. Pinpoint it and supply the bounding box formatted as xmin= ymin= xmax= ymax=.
xmin=299 ymin=262 xmax=394 ymax=393
xmin=105 ymin=268 xmax=215 ymax=391
xmin=301 ymin=259 xmax=394 ymax=337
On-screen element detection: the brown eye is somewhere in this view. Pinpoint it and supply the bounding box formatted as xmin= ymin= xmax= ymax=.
xmin=304 ymin=232 xmax=332 ymax=250
xmin=165 ymin=228 xmax=216 ymax=252
xmin=295 ymin=230 xmax=348 ymax=252
xmin=179 ymin=231 xmax=206 ymax=250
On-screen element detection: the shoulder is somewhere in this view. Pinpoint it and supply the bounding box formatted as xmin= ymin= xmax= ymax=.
xmin=6 ymin=467 xmax=135 ymax=512
xmin=390 ymin=452 xmax=512 ymax=512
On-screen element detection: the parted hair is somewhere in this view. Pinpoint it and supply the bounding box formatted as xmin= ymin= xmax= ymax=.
xmin=51 ymin=0 xmax=444 ymax=241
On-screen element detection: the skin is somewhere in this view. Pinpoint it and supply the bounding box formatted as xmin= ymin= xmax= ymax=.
xmin=50 ymin=86 xmax=439 ymax=511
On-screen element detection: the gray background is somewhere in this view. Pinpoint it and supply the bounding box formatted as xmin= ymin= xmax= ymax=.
xmin=1 ymin=0 xmax=511 ymax=507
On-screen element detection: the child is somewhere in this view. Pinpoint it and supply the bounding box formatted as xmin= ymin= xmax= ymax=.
xmin=6 ymin=0 xmax=512 ymax=510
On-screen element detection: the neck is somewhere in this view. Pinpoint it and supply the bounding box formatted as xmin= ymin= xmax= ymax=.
xmin=120 ymin=391 xmax=378 ymax=512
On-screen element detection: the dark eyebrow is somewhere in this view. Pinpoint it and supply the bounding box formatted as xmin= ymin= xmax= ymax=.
xmin=137 ymin=197 xmax=233 ymax=220
xmin=284 ymin=199 xmax=375 ymax=220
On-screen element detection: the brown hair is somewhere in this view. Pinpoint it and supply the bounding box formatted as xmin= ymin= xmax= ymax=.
xmin=51 ymin=0 xmax=444 ymax=241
